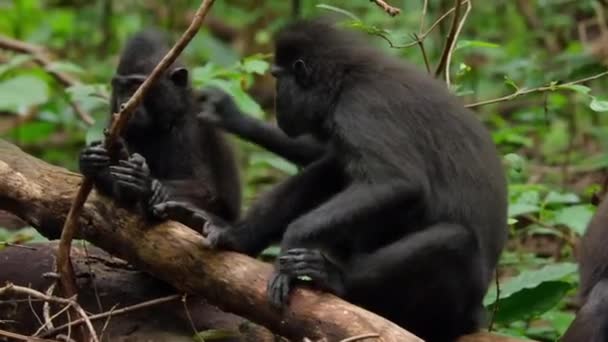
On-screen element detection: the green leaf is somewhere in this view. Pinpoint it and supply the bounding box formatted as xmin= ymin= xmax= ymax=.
xmin=0 ymin=54 xmax=33 ymax=77
xmin=316 ymin=4 xmax=359 ymax=20
xmin=3 ymin=121 xmax=55 ymax=144
xmin=558 ymin=84 xmax=591 ymax=95
xmin=47 ymin=61 xmax=85 ymax=76
xmin=191 ymin=63 xmax=219 ymax=85
xmin=543 ymin=191 xmax=580 ymax=205
xmin=241 ymin=56 xmax=270 ymax=75
xmin=455 ymin=40 xmax=500 ymax=50
xmin=0 ymin=75 xmax=49 ymax=112
xmin=508 ymin=203 xmax=540 ymax=217
xmin=553 ymin=204 xmax=595 ymax=235
xmin=260 ymin=245 xmax=281 ymax=258
xmin=2 ymin=227 xmax=47 ymax=244
xmin=503 ymin=75 xmax=519 ymax=91
xmin=512 ymin=189 xmax=543 ymax=203
xmin=66 ymin=84 xmax=109 ymax=107
xmin=509 ymin=190 xmax=541 ymax=217
xmin=192 ymin=61 xmax=266 ymax=118
xmin=541 ymin=310 xmax=575 ymax=336
xmin=85 ymin=116 xmax=108 ymax=145
xmin=487 ymin=281 xmax=573 ymax=324
xmin=541 ymin=120 xmax=569 ymax=156
xmin=503 ymin=153 xmax=525 ymax=173
xmin=347 ymin=20 xmax=390 ymax=36
xmin=205 ymin=79 xmax=264 ymax=118
xmin=590 ymin=97 xmax=608 ymax=112
xmin=484 ymin=262 xmax=577 ymax=306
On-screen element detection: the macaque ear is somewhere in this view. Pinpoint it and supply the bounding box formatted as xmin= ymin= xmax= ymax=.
xmin=170 ymin=67 xmax=189 ymax=87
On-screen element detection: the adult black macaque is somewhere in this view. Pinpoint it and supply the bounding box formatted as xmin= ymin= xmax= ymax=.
xmin=79 ymin=30 xmax=241 ymax=224
xmin=561 ymin=194 xmax=608 ymax=342
xmin=154 ymin=19 xmax=508 ymax=341
xmin=196 ymin=87 xmax=324 ymax=166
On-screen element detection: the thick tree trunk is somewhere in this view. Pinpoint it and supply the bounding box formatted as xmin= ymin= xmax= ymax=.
xmin=0 ymin=139 xmax=533 ymax=342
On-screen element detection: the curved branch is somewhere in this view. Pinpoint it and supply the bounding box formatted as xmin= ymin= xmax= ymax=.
xmin=435 ymin=0 xmax=463 ymax=78
xmin=370 ymin=0 xmax=401 ymax=16
xmin=465 ymin=70 xmax=608 ymax=108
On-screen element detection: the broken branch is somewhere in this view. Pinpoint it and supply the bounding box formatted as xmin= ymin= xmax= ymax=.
xmin=370 ymin=0 xmax=401 ymax=17
xmin=0 ymin=283 xmax=99 ymax=342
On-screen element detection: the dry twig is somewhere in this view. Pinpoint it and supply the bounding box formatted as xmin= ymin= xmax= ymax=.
xmin=40 ymin=294 xmax=180 ymax=338
xmin=466 ymin=70 xmax=608 ymax=108
xmin=370 ymin=0 xmax=401 ymax=16
xmin=435 ymin=0 xmax=463 ymax=78
xmin=419 ymin=0 xmax=429 ymax=34
xmin=54 ymin=0 xmax=216 ymax=322
xmin=0 ymin=329 xmax=57 ymax=342
xmin=374 ymin=1 xmax=467 ymax=49
xmin=0 ymin=35 xmax=95 ymax=125
xmin=444 ymin=0 xmax=472 ymax=85
xmin=97 ymin=304 xmax=118 ymax=342
xmin=411 ymin=33 xmax=431 ymax=73
xmin=0 ymin=283 xmax=99 ymax=342
xmin=35 ymin=299 xmax=72 ymax=336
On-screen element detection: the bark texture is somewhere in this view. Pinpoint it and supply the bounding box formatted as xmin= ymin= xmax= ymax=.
xmin=0 ymin=139 xmax=535 ymax=342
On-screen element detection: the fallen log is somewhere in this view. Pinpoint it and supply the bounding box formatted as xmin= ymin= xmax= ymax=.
xmin=0 ymin=139 xmax=534 ymax=342
xmin=0 ymin=242 xmax=277 ymax=342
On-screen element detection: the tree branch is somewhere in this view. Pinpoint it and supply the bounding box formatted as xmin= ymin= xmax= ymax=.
xmin=372 ymin=1 xmax=466 ymax=49
xmin=0 ymin=283 xmax=99 ymax=342
xmin=370 ymin=0 xmax=401 ymax=17
xmin=0 ymin=139 xmax=422 ymax=342
xmin=0 ymin=139 xmax=537 ymax=342
xmin=444 ymin=0 xmax=472 ymax=85
xmin=39 ymin=294 xmax=180 ymax=338
xmin=435 ymin=0 xmax=463 ymax=78
xmin=466 ymin=70 xmax=608 ymax=108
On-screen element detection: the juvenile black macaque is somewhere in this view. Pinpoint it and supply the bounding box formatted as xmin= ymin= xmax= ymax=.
xmin=79 ymin=30 xmax=241 ymax=223
xmin=561 ymin=195 xmax=608 ymax=342
xmin=154 ymin=19 xmax=508 ymax=341
xmin=196 ymin=87 xmax=324 ymax=166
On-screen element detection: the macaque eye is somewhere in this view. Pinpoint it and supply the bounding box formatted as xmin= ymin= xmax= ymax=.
xmin=292 ymin=59 xmax=307 ymax=74
xmin=128 ymin=80 xmax=142 ymax=93
xmin=292 ymin=59 xmax=310 ymax=85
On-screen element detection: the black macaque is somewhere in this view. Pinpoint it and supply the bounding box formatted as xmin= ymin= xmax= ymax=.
xmin=196 ymin=87 xmax=324 ymax=166
xmin=561 ymin=194 xmax=608 ymax=342
xmin=154 ymin=19 xmax=508 ymax=342
xmin=79 ymin=30 xmax=241 ymax=224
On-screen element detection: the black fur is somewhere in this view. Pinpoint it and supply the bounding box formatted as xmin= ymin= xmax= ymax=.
xmin=196 ymin=87 xmax=324 ymax=166
xmin=155 ymin=19 xmax=508 ymax=341
xmin=79 ymin=29 xmax=241 ymax=223
xmin=562 ymin=195 xmax=608 ymax=342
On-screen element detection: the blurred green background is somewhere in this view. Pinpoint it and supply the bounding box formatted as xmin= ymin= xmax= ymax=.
xmin=2 ymin=1 xmax=608 ymax=340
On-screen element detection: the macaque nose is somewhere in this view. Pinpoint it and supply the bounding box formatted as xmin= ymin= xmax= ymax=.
xmin=270 ymin=65 xmax=284 ymax=77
